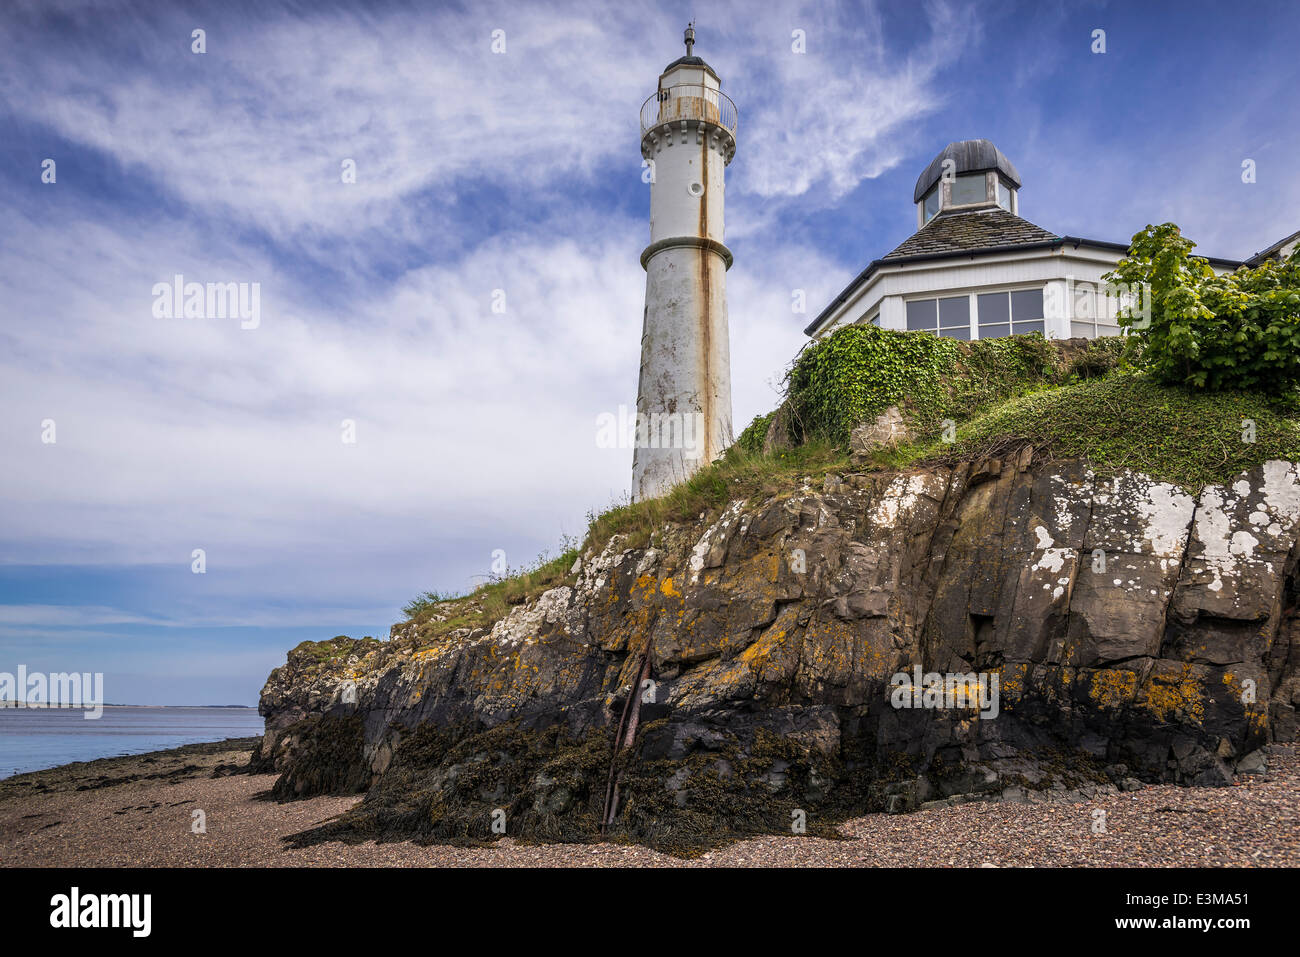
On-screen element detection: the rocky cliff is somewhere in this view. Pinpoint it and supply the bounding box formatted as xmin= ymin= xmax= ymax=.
xmin=255 ymin=452 xmax=1300 ymax=851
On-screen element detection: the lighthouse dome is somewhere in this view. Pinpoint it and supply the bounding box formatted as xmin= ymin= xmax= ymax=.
xmin=913 ymin=138 xmax=1022 ymax=223
xmin=914 ymin=139 xmax=1021 ymax=202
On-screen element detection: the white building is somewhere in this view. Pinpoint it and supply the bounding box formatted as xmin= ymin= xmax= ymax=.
xmin=804 ymin=139 xmax=1279 ymax=342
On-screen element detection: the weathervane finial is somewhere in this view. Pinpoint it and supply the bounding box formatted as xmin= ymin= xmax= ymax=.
xmin=684 ymin=21 xmax=695 ymax=57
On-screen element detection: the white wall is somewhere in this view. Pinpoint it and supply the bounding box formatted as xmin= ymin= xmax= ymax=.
xmin=816 ymin=245 xmax=1238 ymax=341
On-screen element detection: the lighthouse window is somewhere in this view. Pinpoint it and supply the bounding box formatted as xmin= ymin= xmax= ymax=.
xmin=922 ymin=186 xmax=939 ymax=223
xmin=951 ymin=173 xmax=987 ymax=206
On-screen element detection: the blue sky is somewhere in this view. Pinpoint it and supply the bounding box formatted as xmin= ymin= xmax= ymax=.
xmin=1 ymin=0 xmax=1296 ymax=705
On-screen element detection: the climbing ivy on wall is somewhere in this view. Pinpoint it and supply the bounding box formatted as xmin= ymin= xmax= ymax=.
xmin=734 ymin=410 xmax=775 ymax=455
xmin=783 ymin=324 xmax=1083 ymax=445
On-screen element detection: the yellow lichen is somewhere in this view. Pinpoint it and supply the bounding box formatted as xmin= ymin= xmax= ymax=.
xmin=1141 ymin=663 xmax=1205 ymax=724
xmin=1089 ymin=669 xmax=1138 ymax=709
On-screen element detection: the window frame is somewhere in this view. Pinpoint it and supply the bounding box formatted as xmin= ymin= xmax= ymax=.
xmin=1068 ymin=283 xmax=1125 ymax=339
xmin=976 ymin=285 xmax=1046 ymax=340
xmin=904 ymin=284 xmax=1050 ymax=343
xmin=921 ymin=186 xmax=939 ymax=223
xmin=904 ymin=294 xmax=971 ymax=340
xmin=949 ymin=172 xmax=988 ymax=207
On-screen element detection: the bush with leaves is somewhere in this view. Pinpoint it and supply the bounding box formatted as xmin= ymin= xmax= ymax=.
xmin=1106 ymin=223 xmax=1300 ymax=391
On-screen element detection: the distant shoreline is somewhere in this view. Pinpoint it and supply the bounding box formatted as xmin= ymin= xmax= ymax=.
xmin=0 ymin=707 xmax=265 ymax=780
xmin=0 ymin=736 xmax=263 ymax=796
xmin=0 ymin=702 xmax=257 ymax=709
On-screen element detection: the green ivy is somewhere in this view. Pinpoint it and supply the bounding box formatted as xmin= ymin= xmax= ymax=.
xmin=783 ymin=324 xmax=1090 ymax=445
xmin=734 ymin=410 xmax=775 ymax=455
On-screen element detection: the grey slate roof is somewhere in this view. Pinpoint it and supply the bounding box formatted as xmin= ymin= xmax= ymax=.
xmin=914 ymin=139 xmax=1022 ymax=202
xmin=883 ymin=207 xmax=1059 ymax=259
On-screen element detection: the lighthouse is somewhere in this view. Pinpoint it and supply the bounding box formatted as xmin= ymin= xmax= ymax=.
xmin=632 ymin=25 xmax=736 ymax=500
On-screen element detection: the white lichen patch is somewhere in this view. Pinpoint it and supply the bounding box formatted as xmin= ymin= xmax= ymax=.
xmin=1090 ymin=471 xmax=1193 ymax=558
xmin=1261 ymin=461 xmax=1300 ymax=528
xmin=688 ymin=499 xmax=746 ymax=583
xmin=1031 ymin=525 xmax=1071 ymax=575
xmin=1048 ymin=473 xmax=1089 ymax=535
xmin=1195 ymin=487 xmax=1232 ymax=560
xmin=1136 ymin=482 xmax=1196 ymax=558
xmin=488 ymin=586 xmax=575 ymax=649
xmin=871 ymin=474 xmax=935 ymax=529
xmin=1194 ymin=466 xmax=1300 ymax=586
xmin=1230 ymin=530 xmax=1259 ymax=559
xmin=1194 ymin=486 xmax=1235 ymax=595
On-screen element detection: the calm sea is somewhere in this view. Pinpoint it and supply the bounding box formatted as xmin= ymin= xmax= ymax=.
xmin=0 ymin=705 xmax=264 ymax=779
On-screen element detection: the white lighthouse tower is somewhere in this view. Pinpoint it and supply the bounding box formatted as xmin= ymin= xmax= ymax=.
xmin=632 ymin=25 xmax=736 ymax=500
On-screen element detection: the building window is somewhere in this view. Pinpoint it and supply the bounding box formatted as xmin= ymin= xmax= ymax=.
xmin=1070 ymin=284 xmax=1123 ymax=339
xmin=996 ymin=180 xmax=1012 ymax=211
xmin=976 ymin=288 xmax=1044 ymax=339
xmin=951 ymin=173 xmax=986 ymax=206
xmin=922 ymin=187 xmax=939 ymax=223
xmin=868 ymin=311 xmax=880 ymax=326
xmin=906 ymin=296 xmax=969 ymax=339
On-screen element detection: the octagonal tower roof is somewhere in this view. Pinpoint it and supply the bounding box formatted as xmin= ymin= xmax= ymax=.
xmin=913 ymin=139 xmax=1022 ymax=203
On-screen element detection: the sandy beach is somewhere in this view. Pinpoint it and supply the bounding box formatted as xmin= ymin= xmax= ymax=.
xmin=1 ymin=738 xmax=1296 ymax=867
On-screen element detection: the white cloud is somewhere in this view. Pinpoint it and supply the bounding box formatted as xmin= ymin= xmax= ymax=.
xmin=0 ymin=0 xmax=958 ymax=631
xmin=0 ymin=0 xmax=957 ymax=238
xmin=0 ymin=606 xmax=169 ymax=627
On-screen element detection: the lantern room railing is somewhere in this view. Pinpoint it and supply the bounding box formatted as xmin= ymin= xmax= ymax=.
xmin=640 ymin=85 xmax=738 ymax=137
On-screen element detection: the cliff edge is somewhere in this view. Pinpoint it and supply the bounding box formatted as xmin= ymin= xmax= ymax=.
xmin=254 ymin=451 xmax=1300 ymax=851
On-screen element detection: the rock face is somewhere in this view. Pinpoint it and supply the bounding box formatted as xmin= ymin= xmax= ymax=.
xmin=849 ymin=405 xmax=910 ymax=458
xmin=256 ymin=455 xmax=1300 ymax=851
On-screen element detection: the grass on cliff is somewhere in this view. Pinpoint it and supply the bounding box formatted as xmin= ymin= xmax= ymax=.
xmin=744 ymin=326 xmax=1299 ymax=491
xmin=924 ymin=374 xmax=1300 ymax=489
xmin=582 ymin=437 xmax=850 ymax=551
xmin=388 ymin=440 xmax=848 ymax=649
xmin=398 ymin=546 xmax=580 ymax=646
xmin=400 ymin=440 xmax=849 ymax=631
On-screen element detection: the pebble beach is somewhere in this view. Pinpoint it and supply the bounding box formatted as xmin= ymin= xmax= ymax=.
xmin=2 ymin=739 xmax=1296 ymax=868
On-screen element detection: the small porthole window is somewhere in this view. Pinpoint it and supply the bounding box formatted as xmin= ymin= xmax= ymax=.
xmin=687 ymin=181 xmax=705 ymax=197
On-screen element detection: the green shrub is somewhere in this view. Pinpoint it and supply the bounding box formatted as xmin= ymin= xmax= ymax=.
xmin=1106 ymin=223 xmax=1300 ymax=392
xmin=401 ymin=591 xmax=461 ymax=619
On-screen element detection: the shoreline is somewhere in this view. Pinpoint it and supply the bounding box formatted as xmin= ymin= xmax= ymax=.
xmin=0 ymin=704 xmax=256 ymax=708
xmin=2 ymin=739 xmax=1297 ymax=867
xmin=0 ymin=707 xmax=264 ymax=780
xmin=0 ymin=737 xmax=263 ymax=797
